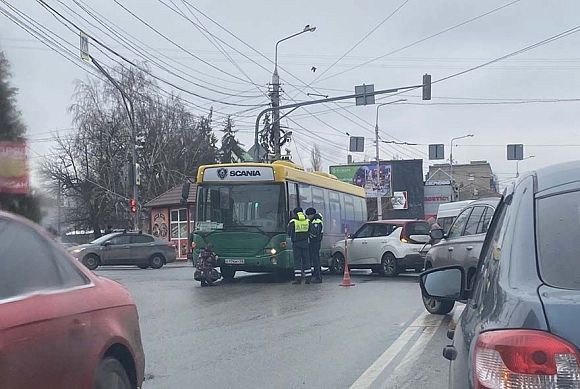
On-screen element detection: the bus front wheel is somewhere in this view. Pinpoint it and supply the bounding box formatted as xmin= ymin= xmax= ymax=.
xmin=221 ymin=267 xmax=236 ymax=281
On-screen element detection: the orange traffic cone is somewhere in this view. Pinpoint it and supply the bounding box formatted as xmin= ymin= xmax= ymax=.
xmin=340 ymin=232 xmax=355 ymax=287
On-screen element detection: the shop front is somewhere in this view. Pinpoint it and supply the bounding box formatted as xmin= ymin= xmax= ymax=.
xmin=145 ymin=183 xmax=196 ymax=260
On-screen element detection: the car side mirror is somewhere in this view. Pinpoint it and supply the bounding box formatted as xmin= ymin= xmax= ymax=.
xmin=347 ymin=234 xmax=353 ymax=239
xmin=430 ymin=228 xmax=445 ymax=241
xmin=410 ymin=234 xmax=430 ymax=244
xmin=420 ymin=265 xmax=467 ymax=301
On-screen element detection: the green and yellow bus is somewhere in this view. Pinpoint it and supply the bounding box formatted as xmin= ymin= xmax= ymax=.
xmin=191 ymin=161 xmax=367 ymax=280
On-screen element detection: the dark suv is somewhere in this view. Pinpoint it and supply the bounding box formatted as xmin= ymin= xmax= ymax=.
xmin=422 ymin=198 xmax=499 ymax=314
xmin=421 ymin=161 xmax=580 ymax=388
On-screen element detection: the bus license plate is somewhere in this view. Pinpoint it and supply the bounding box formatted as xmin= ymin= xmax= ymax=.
xmin=225 ymin=258 xmax=244 ymax=264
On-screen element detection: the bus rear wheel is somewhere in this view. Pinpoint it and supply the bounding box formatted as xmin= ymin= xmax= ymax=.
xmin=221 ymin=267 xmax=236 ymax=281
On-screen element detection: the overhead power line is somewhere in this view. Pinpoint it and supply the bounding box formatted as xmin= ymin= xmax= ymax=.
xmin=314 ymin=0 xmax=522 ymax=83
xmin=36 ymin=0 xmax=267 ymax=108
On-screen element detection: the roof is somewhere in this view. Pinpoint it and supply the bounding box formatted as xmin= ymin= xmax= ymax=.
xmin=470 ymin=197 xmax=501 ymax=207
xmin=144 ymin=182 xmax=197 ymax=208
xmin=534 ymin=160 xmax=580 ymax=193
xmin=197 ymin=161 xmax=365 ymax=197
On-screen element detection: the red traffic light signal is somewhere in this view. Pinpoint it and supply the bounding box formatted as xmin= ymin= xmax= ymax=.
xmin=129 ymin=198 xmax=136 ymax=213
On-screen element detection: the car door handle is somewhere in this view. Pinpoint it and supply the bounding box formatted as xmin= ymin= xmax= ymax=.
xmin=361 ymin=241 xmax=368 ymax=245
xmin=448 ymin=247 xmax=454 ymax=252
xmin=466 ymin=246 xmax=474 ymax=251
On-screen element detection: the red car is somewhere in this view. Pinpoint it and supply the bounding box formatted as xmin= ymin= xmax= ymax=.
xmin=0 ymin=211 xmax=145 ymax=389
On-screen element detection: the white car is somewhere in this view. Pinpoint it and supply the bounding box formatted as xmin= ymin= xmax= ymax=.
xmin=330 ymin=220 xmax=431 ymax=276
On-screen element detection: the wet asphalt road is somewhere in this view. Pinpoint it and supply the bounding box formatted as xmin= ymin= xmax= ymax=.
xmin=96 ymin=265 xmax=458 ymax=389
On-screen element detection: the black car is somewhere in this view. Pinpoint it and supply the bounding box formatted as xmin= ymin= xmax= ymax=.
xmin=420 ymin=161 xmax=580 ymax=388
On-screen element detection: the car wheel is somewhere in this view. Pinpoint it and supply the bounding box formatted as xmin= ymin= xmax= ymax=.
xmin=422 ymin=292 xmax=455 ymax=315
xmin=221 ymin=266 xmax=236 ymax=281
xmin=330 ymin=253 xmax=345 ymax=275
xmin=95 ymin=357 xmax=132 ymax=389
xmin=149 ymin=255 xmax=165 ymax=269
xmin=379 ymin=253 xmax=398 ymax=277
xmin=137 ymin=264 xmax=149 ymax=269
xmin=82 ymin=254 xmax=100 ymax=270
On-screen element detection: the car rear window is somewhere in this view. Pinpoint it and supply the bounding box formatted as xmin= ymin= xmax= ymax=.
xmin=537 ymin=190 xmax=580 ymax=289
xmin=406 ymin=222 xmax=430 ymax=235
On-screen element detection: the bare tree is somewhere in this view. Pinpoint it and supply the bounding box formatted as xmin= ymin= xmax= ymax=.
xmin=42 ymin=65 xmax=218 ymax=235
xmin=310 ymin=145 xmax=322 ymax=171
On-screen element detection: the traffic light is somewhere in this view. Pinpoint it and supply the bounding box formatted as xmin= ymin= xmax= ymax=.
xmin=129 ymin=198 xmax=136 ymax=213
xmin=422 ymin=74 xmax=432 ymax=100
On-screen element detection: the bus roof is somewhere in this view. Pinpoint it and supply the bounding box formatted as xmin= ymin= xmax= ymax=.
xmin=197 ymin=161 xmax=365 ymax=197
xmin=436 ymin=200 xmax=474 ymax=219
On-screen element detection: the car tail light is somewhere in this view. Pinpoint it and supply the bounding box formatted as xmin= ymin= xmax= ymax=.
xmin=474 ymin=329 xmax=580 ymax=388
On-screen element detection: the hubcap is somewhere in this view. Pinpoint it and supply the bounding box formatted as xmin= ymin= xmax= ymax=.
xmin=87 ymin=257 xmax=96 ymax=266
xmin=153 ymin=257 xmax=162 ymax=266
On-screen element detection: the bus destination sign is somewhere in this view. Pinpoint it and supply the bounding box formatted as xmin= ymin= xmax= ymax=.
xmin=202 ymin=166 xmax=274 ymax=182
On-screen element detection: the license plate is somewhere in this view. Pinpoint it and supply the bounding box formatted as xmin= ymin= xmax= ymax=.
xmin=224 ymin=258 xmax=244 ymax=264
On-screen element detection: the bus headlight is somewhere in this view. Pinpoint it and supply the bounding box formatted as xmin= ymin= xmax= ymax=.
xmin=266 ymin=248 xmax=277 ymax=255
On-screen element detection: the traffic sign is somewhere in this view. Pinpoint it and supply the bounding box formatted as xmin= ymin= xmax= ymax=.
xmin=80 ymin=31 xmax=89 ymax=61
xmin=355 ymin=84 xmax=375 ymax=106
xmin=429 ymin=144 xmax=444 ymax=160
xmin=507 ymin=144 xmax=524 ymax=160
xmin=349 ymin=136 xmax=364 ymax=152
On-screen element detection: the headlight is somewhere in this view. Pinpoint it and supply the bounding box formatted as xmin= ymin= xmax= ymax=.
xmin=266 ymin=248 xmax=276 ymax=255
xmin=72 ymin=248 xmax=83 ymax=254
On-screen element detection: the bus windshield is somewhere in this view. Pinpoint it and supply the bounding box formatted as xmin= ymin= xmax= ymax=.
xmin=197 ymin=183 xmax=285 ymax=233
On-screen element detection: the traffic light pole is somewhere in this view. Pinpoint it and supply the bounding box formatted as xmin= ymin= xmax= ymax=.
xmin=253 ymin=84 xmax=424 ymax=162
xmin=90 ymin=56 xmax=138 ymax=230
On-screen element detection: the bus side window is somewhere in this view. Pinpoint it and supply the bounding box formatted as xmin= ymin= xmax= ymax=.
xmin=354 ymin=197 xmax=364 ymax=223
xmin=344 ymin=195 xmax=355 ymax=228
xmin=288 ymin=182 xmax=298 ymax=215
xmin=324 ymin=189 xmax=331 ymax=226
xmin=299 ymin=184 xmax=312 ymax=211
xmin=312 ymin=187 xmax=325 ymax=218
xmin=329 ymin=191 xmax=341 ymax=234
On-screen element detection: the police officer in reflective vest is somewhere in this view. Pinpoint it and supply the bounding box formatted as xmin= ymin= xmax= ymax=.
xmin=305 ymin=207 xmax=323 ymax=283
xmin=287 ymin=207 xmax=312 ymax=284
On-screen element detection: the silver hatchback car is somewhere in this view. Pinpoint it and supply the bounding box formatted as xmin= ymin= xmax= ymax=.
xmin=70 ymin=231 xmax=176 ymax=270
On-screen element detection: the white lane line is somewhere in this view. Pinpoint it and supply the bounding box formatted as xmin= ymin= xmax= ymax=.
xmin=350 ymin=312 xmax=444 ymax=389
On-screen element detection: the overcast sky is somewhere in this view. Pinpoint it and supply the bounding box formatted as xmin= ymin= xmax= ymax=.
xmin=2 ymin=0 xmax=580 ymax=188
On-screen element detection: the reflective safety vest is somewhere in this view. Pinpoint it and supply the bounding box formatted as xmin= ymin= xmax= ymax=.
xmin=292 ymin=212 xmax=310 ymax=233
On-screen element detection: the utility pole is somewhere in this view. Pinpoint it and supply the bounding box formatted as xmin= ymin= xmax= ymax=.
xmin=449 ymin=134 xmax=474 ymax=202
xmin=272 ymin=25 xmax=316 ymax=161
xmin=79 ymin=33 xmax=138 ymax=230
xmin=374 ymin=99 xmax=406 ymax=220
xmin=90 ymin=56 xmax=138 ymax=230
xmin=56 ymin=179 xmax=61 ymax=236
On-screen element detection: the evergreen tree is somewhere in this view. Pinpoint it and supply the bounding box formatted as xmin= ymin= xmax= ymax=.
xmin=219 ymin=116 xmax=244 ymax=163
xmin=0 ymin=50 xmax=40 ymax=222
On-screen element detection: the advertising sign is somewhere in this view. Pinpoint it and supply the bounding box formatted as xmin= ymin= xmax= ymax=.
xmin=202 ymin=166 xmax=274 ymax=182
xmin=0 ymin=141 xmax=28 ymax=194
xmin=391 ymin=191 xmax=408 ymax=210
xmin=424 ymin=183 xmax=453 ymax=217
xmin=330 ymin=163 xmax=392 ymax=198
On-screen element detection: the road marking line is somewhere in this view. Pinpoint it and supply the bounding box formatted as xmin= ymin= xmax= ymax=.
xmin=350 ymin=312 xmax=444 ymax=389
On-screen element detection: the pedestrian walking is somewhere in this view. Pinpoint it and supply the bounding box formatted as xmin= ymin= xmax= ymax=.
xmin=305 ymin=207 xmax=323 ymax=283
xmin=195 ymin=245 xmax=218 ymax=287
xmin=287 ymin=207 xmax=312 ymax=284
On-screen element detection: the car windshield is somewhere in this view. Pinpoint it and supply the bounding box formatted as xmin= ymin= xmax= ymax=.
xmin=537 ymin=190 xmax=580 ymax=289
xmin=196 ymin=184 xmax=285 ymax=233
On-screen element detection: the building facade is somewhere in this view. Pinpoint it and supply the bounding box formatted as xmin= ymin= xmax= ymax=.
xmin=144 ymin=183 xmax=197 ymax=260
xmin=427 ymin=161 xmax=499 ymax=201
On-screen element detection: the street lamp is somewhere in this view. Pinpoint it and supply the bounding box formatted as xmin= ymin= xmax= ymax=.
xmin=271 ymin=25 xmax=316 ymax=160
xmin=450 ymin=134 xmax=474 ymax=201
xmin=374 ymin=98 xmax=407 ymax=220
xmin=516 ymin=155 xmax=535 ymax=178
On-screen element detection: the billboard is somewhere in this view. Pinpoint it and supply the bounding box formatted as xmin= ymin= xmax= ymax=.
xmin=330 ymin=163 xmax=392 ymax=198
xmin=0 ymin=141 xmax=28 ymax=194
